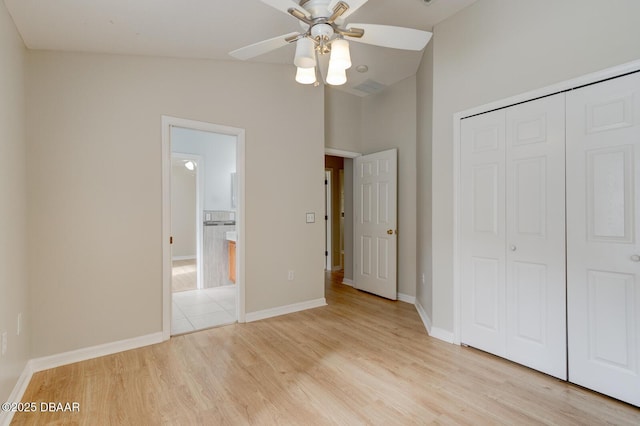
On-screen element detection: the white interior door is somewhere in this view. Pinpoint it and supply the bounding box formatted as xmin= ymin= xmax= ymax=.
xmin=504 ymin=94 xmax=566 ymax=379
xmin=461 ymin=109 xmax=507 ymax=356
xmin=354 ymin=149 xmax=397 ymax=300
xmin=567 ymin=71 xmax=640 ymax=407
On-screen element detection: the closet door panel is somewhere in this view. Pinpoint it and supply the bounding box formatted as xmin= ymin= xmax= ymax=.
xmin=505 ymin=94 xmax=567 ymax=379
xmin=461 ymin=109 xmax=507 ymax=356
xmin=567 ymin=71 xmax=640 ymax=407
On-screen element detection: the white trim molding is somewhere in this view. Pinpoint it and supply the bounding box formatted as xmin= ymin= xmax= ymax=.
xmin=415 ymin=300 xmax=455 ymax=344
xmin=0 ymin=332 xmax=163 ymax=426
xmin=452 ymin=59 xmax=640 ymax=346
xmin=245 ymin=298 xmax=327 ymax=323
xmin=324 ymin=148 xmax=361 ymax=158
xmin=172 ymin=255 xmax=196 ymax=261
xmin=0 ymin=365 xmax=33 ymax=426
xmin=397 ymin=293 xmax=416 ymax=304
xmin=29 ymin=332 xmax=164 ymax=373
xmin=415 ymin=300 xmax=432 ymax=335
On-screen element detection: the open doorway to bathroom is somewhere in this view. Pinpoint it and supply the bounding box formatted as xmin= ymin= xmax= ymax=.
xmin=165 ymin=122 xmax=241 ymax=336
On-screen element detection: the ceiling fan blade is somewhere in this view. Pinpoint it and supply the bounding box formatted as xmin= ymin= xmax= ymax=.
xmin=327 ymin=1 xmax=349 ymax=24
xmin=329 ymin=0 xmax=368 ymax=19
xmin=229 ymin=32 xmax=300 ymax=60
xmin=261 ymin=0 xmax=310 ymax=18
xmin=345 ymin=24 xmax=432 ymax=51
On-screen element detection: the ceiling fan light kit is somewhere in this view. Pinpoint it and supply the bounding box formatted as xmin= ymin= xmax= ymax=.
xmin=294 ymin=36 xmax=316 ymax=68
xmin=295 ymin=66 xmax=317 ymax=84
xmin=229 ymin=0 xmax=433 ymax=88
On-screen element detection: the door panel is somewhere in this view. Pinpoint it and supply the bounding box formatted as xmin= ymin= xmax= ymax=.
xmin=567 ymin=71 xmax=640 ymax=407
xmin=354 ymin=149 xmax=398 ymax=300
xmin=505 ymin=93 xmax=566 ymax=380
xmin=461 ymin=109 xmax=507 ymax=355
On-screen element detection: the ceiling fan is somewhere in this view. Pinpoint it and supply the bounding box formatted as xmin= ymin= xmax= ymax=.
xmin=229 ymin=0 xmax=433 ymax=86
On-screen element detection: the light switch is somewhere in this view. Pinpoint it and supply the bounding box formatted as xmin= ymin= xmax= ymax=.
xmin=306 ymin=213 xmax=315 ymax=223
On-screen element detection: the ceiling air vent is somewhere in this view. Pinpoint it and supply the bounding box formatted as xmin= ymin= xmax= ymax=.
xmin=353 ymin=79 xmax=387 ymax=95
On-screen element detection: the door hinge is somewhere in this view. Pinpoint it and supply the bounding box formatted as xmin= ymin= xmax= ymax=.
xmin=325 ymin=215 xmax=328 ymax=221
xmin=325 ymin=251 xmax=328 ymax=256
xmin=325 ymin=179 xmax=328 ymax=185
xmin=170 ymin=236 xmax=173 ymax=244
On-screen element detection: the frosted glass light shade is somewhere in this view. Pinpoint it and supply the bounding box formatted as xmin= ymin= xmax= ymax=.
xmin=294 ymin=37 xmax=316 ymax=68
xmin=295 ymin=67 xmax=316 ymax=85
xmin=330 ymin=39 xmax=351 ymax=69
xmin=326 ymin=61 xmax=347 ymax=86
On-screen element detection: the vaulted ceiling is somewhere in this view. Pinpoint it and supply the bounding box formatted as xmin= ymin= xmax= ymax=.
xmin=4 ymin=0 xmax=475 ymax=96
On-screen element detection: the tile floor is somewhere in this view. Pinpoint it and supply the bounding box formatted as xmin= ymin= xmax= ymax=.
xmin=171 ymin=285 xmax=237 ymax=335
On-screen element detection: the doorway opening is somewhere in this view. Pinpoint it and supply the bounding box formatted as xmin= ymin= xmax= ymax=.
xmin=162 ymin=116 xmax=245 ymax=340
xmin=325 ymin=151 xmax=357 ymax=285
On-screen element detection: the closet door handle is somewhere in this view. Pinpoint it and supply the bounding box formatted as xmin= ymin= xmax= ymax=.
xmin=510 ymin=245 xmax=517 ymax=252
xmin=631 ymin=254 xmax=640 ymax=262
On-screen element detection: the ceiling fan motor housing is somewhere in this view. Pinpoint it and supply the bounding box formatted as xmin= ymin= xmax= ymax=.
xmin=311 ymin=23 xmax=334 ymax=40
xmin=300 ymin=0 xmax=333 ymax=19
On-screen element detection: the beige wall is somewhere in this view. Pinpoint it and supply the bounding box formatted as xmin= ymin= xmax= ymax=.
xmin=325 ymin=87 xmax=362 ymax=153
xmin=0 ymin=1 xmax=29 ymax=402
xmin=26 ymin=52 xmax=325 ymax=357
xmin=428 ymin=0 xmax=640 ymax=332
xmin=415 ymin=41 xmax=434 ymax=319
xmin=362 ymin=76 xmax=418 ymax=298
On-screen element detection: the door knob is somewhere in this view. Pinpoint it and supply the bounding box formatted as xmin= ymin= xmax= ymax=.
xmin=631 ymin=254 xmax=640 ymax=262
xmin=510 ymin=245 xmax=517 ymax=251
xmin=387 ymin=229 xmax=393 ymax=235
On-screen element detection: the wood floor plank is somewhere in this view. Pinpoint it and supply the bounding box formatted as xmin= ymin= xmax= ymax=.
xmin=11 ymin=272 xmax=640 ymax=425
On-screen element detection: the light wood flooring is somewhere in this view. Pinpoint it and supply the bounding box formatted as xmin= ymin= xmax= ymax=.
xmin=12 ymin=273 xmax=640 ymax=425
xmin=172 ymin=259 xmax=197 ymax=293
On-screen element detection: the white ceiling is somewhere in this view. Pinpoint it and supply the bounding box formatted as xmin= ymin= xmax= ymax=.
xmin=4 ymin=0 xmax=475 ymax=96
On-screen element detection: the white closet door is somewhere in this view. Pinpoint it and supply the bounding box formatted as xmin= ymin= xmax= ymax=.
xmin=461 ymin=109 xmax=507 ymax=356
xmin=505 ymin=94 xmax=566 ymax=379
xmin=461 ymin=94 xmax=566 ymax=379
xmin=567 ymin=71 xmax=640 ymax=407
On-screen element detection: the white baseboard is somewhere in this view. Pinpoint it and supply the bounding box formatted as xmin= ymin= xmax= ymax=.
xmin=332 ymin=266 xmax=343 ymax=272
xmin=29 ymin=332 xmax=164 ymax=373
xmin=415 ymin=300 xmax=432 ymax=335
xmin=0 ymin=363 xmax=34 ymax=426
xmin=1 ymin=332 xmax=163 ymax=426
xmin=414 ymin=300 xmax=456 ymax=344
xmin=430 ymin=327 xmax=455 ymax=344
xmin=342 ymin=278 xmax=354 ymax=287
xmin=172 ymin=255 xmax=196 ymax=261
xmin=245 ymin=298 xmax=327 ymax=322
xmin=397 ymin=293 xmax=415 ymax=304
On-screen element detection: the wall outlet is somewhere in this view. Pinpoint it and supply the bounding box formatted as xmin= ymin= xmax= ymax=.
xmin=306 ymin=213 xmax=315 ymax=223
xmin=422 ymin=273 xmax=425 ymax=284
xmin=1 ymin=332 xmax=7 ymax=356
xmin=288 ymin=270 xmax=295 ymax=281
xmin=17 ymin=313 xmax=22 ymax=336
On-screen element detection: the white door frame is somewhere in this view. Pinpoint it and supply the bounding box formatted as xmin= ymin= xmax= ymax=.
xmin=171 ymin=152 xmax=204 ymax=290
xmin=452 ymin=59 xmax=640 ymax=345
xmin=325 ymin=169 xmax=332 ymax=271
xmin=162 ymin=116 xmax=246 ymax=341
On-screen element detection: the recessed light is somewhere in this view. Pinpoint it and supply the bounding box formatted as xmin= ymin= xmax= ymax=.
xmin=356 ymin=65 xmax=369 ymax=73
